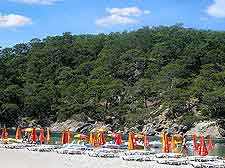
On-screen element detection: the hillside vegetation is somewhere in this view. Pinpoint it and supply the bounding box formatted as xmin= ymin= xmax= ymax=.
xmin=1 ymin=25 xmax=225 ymax=128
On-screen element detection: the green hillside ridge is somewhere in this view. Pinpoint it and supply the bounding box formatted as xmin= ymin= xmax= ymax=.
xmin=0 ymin=25 xmax=225 ymax=130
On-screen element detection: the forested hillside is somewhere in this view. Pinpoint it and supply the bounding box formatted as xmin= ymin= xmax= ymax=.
xmin=1 ymin=25 xmax=225 ymax=128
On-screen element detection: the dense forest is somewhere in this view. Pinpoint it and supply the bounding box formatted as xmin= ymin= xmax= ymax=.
xmin=0 ymin=25 xmax=225 ymax=128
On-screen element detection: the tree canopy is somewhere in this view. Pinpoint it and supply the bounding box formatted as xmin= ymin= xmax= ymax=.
xmin=1 ymin=25 xmax=225 ymax=128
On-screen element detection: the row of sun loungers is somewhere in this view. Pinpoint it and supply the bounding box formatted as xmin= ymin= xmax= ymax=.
xmin=1 ymin=143 xmax=225 ymax=168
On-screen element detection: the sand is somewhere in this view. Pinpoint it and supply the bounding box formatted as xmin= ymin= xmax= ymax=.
xmin=0 ymin=149 xmax=190 ymax=168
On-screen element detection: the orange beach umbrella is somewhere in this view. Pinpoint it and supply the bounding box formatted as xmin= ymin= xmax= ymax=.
xmin=128 ymin=132 xmax=136 ymax=150
xmin=15 ymin=127 xmax=22 ymax=140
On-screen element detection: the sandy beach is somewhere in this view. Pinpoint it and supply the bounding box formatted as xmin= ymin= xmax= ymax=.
xmin=0 ymin=149 xmax=190 ymax=168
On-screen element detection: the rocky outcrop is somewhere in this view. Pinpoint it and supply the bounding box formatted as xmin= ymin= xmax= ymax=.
xmin=50 ymin=120 xmax=112 ymax=133
xmin=186 ymin=120 xmax=224 ymax=138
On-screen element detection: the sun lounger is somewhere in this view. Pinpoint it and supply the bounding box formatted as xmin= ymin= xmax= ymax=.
xmin=191 ymin=161 xmax=225 ymax=168
xmin=156 ymin=158 xmax=188 ymax=165
xmin=155 ymin=153 xmax=184 ymax=158
xmin=87 ymin=149 xmax=120 ymax=158
xmin=124 ymin=150 xmax=155 ymax=156
xmin=122 ymin=155 xmax=155 ymax=162
xmin=188 ymin=156 xmax=224 ymax=162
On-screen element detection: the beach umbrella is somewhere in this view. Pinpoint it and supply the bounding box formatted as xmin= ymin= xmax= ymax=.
xmin=144 ymin=133 xmax=149 ymax=147
xmin=193 ymin=133 xmax=199 ymax=154
xmin=1 ymin=127 xmax=8 ymax=140
xmin=128 ymin=132 xmax=136 ymax=150
xmin=135 ymin=134 xmax=144 ymax=139
xmin=98 ymin=128 xmax=106 ymax=132
xmin=199 ymin=134 xmax=208 ymax=156
xmin=89 ymin=132 xmax=93 ymax=145
xmin=99 ymin=131 xmax=106 ymax=145
xmin=111 ymin=133 xmax=117 ymax=139
xmin=68 ymin=130 xmax=71 ymax=144
xmin=46 ymin=128 xmax=51 ymax=144
xmin=74 ymin=134 xmax=88 ymax=139
xmin=61 ymin=129 xmax=65 ymax=144
xmin=161 ymin=132 xmax=165 ymax=152
xmin=30 ymin=128 xmax=38 ymax=143
xmin=163 ymin=133 xmax=169 ymax=153
xmin=115 ymin=133 xmax=122 ymax=145
xmin=207 ymin=135 xmax=214 ymax=152
xmin=39 ymin=128 xmax=45 ymax=143
xmin=170 ymin=135 xmax=176 ymax=150
xmin=74 ymin=134 xmax=81 ymax=138
xmin=92 ymin=133 xmax=97 ymax=146
xmin=23 ymin=128 xmax=33 ymax=132
xmin=65 ymin=130 xmax=71 ymax=144
xmin=15 ymin=127 xmax=22 ymax=140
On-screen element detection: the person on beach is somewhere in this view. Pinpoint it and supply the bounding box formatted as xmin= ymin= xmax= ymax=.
xmin=180 ymin=134 xmax=188 ymax=156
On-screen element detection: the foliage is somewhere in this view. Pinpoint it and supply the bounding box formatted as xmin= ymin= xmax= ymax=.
xmin=0 ymin=25 xmax=225 ymax=127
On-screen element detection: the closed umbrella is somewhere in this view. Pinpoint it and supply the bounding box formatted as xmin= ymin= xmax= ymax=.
xmin=89 ymin=132 xmax=93 ymax=145
xmin=144 ymin=133 xmax=149 ymax=148
xmin=61 ymin=129 xmax=65 ymax=144
xmin=164 ymin=133 xmax=169 ymax=153
xmin=1 ymin=128 xmax=8 ymax=140
xmin=115 ymin=133 xmax=122 ymax=145
xmin=67 ymin=130 xmax=71 ymax=144
xmin=99 ymin=131 xmax=106 ymax=145
xmin=39 ymin=128 xmax=45 ymax=144
xmin=128 ymin=132 xmax=136 ymax=150
xmin=46 ymin=128 xmax=51 ymax=144
xmin=199 ymin=134 xmax=208 ymax=156
xmin=207 ymin=135 xmax=214 ymax=152
xmin=193 ymin=133 xmax=198 ymax=154
xmin=30 ymin=128 xmax=38 ymax=143
xmin=15 ymin=127 xmax=22 ymax=140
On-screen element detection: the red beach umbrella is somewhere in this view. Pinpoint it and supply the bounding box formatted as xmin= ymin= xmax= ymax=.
xmin=99 ymin=131 xmax=106 ymax=145
xmin=39 ymin=128 xmax=45 ymax=143
xmin=144 ymin=133 xmax=149 ymax=147
xmin=115 ymin=133 xmax=122 ymax=145
xmin=199 ymin=134 xmax=208 ymax=156
xmin=67 ymin=130 xmax=71 ymax=144
xmin=164 ymin=133 xmax=169 ymax=153
xmin=193 ymin=133 xmax=199 ymax=154
xmin=30 ymin=128 xmax=38 ymax=143
xmin=1 ymin=128 xmax=8 ymax=140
